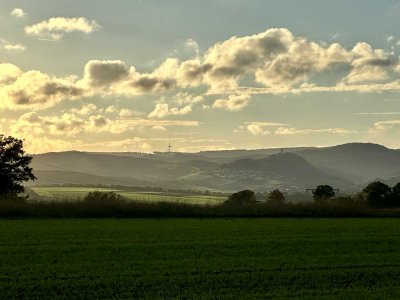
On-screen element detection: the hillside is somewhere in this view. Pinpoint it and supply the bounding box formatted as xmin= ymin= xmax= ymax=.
xmin=215 ymin=153 xmax=351 ymax=191
xmin=297 ymin=143 xmax=400 ymax=183
xmin=30 ymin=143 xmax=400 ymax=192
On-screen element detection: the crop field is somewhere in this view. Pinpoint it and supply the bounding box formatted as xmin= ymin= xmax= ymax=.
xmin=1 ymin=218 xmax=400 ymax=299
xmin=31 ymin=186 xmax=226 ymax=205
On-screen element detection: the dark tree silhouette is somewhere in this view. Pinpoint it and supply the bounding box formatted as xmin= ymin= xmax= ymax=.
xmin=0 ymin=135 xmax=36 ymax=197
xmin=362 ymin=181 xmax=391 ymax=208
xmin=392 ymin=182 xmax=400 ymax=207
xmin=313 ymin=185 xmax=335 ymax=201
xmin=226 ymin=190 xmax=256 ymax=205
xmin=266 ymin=189 xmax=285 ymax=204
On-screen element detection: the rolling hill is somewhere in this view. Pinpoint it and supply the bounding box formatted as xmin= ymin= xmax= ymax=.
xmin=30 ymin=143 xmax=400 ymax=192
xmin=296 ymin=143 xmax=400 ymax=183
xmin=216 ymin=153 xmax=352 ymax=191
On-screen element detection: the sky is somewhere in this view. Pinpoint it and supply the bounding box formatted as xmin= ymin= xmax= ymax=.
xmin=1 ymin=0 xmax=400 ymax=153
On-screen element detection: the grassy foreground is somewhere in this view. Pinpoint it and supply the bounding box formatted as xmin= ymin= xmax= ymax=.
xmin=1 ymin=219 xmax=400 ymax=299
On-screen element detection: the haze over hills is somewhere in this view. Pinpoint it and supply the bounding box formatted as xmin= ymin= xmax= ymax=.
xmin=29 ymin=143 xmax=400 ymax=192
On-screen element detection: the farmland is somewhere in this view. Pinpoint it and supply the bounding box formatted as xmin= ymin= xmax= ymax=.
xmin=31 ymin=186 xmax=227 ymax=205
xmin=1 ymin=218 xmax=400 ymax=299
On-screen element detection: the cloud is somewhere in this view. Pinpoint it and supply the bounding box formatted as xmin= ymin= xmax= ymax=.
xmin=21 ymin=136 xmax=153 ymax=154
xmin=152 ymin=125 xmax=167 ymax=131
xmin=80 ymin=59 xmax=177 ymax=95
xmin=12 ymin=112 xmax=86 ymax=137
xmin=121 ymin=118 xmax=199 ymax=127
xmin=82 ymin=28 xmax=399 ymax=95
xmin=243 ymin=122 xmax=287 ymax=136
xmin=355 ymin=112 xmax=400 ymax=115
xmin=105 ymin=105 xmax=118 ymax=114
xmin=212 ymin=93 xmax=251 ymax=111
xmin=0 ymin=39 xmax=25 ymax=51
xmin=201 ymin=28 xmax=350 ymax=91
xmin=247 ymin=124 xmax=271 ymax=136
xmin=275 ymin=127 xmax=353 ymax=135
xmin=173 ymin=92 xmax=204 ymax=105
xmin=0 ymin=63 xmax=22 ymax=85
xmin=10 ymin=8 xmax=25 ymax=18
xmin=25 ymin=17 xmax=100 ymax=40
xmin=4 ymin=28 xmax=400 ymax=112
xmin=0 ymin=66 xmax=83 ymax=110
xmin=233 ymin=80 xmax=400 ymax=94
xmin=368 ymin=119 xmax=400 ymax=133
xmin=70 ymin=103 xmax=98 ymax=115
xmin=82 ymin=60 xmax=130 ymax=88
xmin=148 ymin=103 xmax=192 ymax=118
xmin=387 ymin=35 xmax=395 ymax=43
xmin=185 ymin=38 xmax=200 ymax=57
xmin=11 ymin=109 xmax=200 ymax=142
xmin=4 ymin=43 xmax=25 ymax=51
xmin=344 ymin=43 xmax=397 ymax=84
xmin=240 ymin=121 xmax=352 ymax=136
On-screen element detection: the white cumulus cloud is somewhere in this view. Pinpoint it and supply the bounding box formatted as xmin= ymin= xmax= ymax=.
xmin=148 ymin=103 xmax=192 ymax=119
xmin=10 ymin=8 xmax=25 ymax=18
xmin=212 ymin=93 xmax=251 ymax=111
xmin=25 ymin=17 xmax=101 ymax=40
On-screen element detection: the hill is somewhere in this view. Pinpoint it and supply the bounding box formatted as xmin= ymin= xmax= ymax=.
xmin=297 ymin=143 xmax=400 ymax=183
xmin=29 ymin=143 xmax=400 ymax=192
xmin=216 ymin=153 xmax=351 ymax=191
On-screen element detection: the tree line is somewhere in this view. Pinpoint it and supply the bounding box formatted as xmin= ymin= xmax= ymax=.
xmin=226 ymin=182 xmax=400 ymax=208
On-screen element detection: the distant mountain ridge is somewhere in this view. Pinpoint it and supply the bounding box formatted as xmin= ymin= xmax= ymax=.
xmin=30 ymin=143 xmax=400 ymax=192
xmin=297 ymin=143 xmax=400 ymax=183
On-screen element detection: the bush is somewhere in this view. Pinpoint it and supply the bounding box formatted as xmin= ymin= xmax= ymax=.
xmin=226 ymin=190 xmax=256 ymax=205
xmin=83 ymin=191 xmax=125 ymax=205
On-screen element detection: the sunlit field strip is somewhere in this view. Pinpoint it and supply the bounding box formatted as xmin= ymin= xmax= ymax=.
xmin=31 ymin=187 xmax=227 ymax=205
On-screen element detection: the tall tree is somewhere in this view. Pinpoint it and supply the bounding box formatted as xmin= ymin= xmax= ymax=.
xmin=266 ymin=189 xmax=285 ymax=205
xmin=362 ymin=181 xmax=392 ymax=208
xmin=0 ymin=135 xmax=36 ymax=197
xmin=313 ymin=185 xmax=336 ymax=202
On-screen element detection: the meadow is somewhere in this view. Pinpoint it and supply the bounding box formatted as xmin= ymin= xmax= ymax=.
xmin=31 ymin=186 xmax=227 ymax=205
xmin=1 ymin=218 xmax=400 ymax=299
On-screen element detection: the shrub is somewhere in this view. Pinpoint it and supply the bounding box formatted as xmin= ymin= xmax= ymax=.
xmin=83 ymin=191 xmax=125 ymax=205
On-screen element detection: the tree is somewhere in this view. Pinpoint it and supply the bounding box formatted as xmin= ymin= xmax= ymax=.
xmin=0 ymin=135 xmax=36 ymax=197
xmin=392 ymin=182 xmax=400 ymax=207
xmin=313 ymin=185 xmax=335 ymax=202
xmin=226 ymin=190 xmax=256 ymax=205
xmin=266 ymin=189 xmax=285 ymax=205
xmin=362 ymin=181 xmax=391 ymax=208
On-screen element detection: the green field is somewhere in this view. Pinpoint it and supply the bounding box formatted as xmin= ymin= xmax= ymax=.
xmin=31 ymin=186 xmax=226 ymax=205
xmin=1 ymin=219 xmax=400 ymax=298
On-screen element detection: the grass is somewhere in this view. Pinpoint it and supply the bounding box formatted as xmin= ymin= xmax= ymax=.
xmin=1 ymin=218 xmax=400 ymax=298
xmin=31 ymin=186 xmax=226 ymax=205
